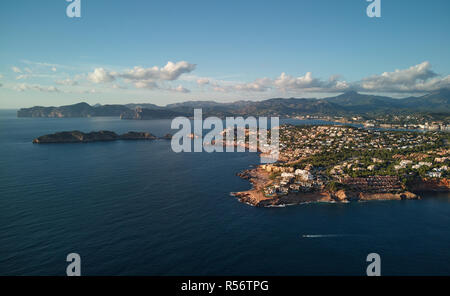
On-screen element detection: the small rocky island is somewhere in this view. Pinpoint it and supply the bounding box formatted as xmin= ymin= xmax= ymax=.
xmin=32 ymin=130 xmax=163 ymax=144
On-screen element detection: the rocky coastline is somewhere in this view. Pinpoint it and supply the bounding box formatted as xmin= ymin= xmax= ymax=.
xmin=32 ymin=131 xmax=172 ymax=144
xmin=408 ymin=178 xmax=450 ymax=192
xmin=230 ymin=167 xmax=450 ymax=207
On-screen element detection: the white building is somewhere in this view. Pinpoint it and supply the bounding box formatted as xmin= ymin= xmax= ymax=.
xmin=294 ymin=169 xmax=313 ymax=181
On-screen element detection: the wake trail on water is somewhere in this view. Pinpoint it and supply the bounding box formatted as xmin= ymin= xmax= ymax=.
xmin=301 ymin=234 xmax=359 ymax=239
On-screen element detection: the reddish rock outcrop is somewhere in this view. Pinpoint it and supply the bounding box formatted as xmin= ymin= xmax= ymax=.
xmin=409 ymin=178 xmax=450 ymax=192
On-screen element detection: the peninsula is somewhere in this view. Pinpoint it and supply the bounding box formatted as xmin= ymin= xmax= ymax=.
xmin=232 ymin=125 xmax=450 ymax=207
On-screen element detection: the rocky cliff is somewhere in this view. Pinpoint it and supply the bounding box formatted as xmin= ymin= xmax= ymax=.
xmin=409 ymin=178 xmax=450 ymax=192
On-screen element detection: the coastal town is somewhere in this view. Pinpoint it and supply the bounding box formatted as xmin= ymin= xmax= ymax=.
xmin=291 ymin=114 xmax=450 ymax=132
xmin=234 ymin=125 xmax=450 ymax=206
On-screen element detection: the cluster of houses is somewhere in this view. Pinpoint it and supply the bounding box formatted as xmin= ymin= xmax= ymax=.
xmin=279 ymin=125 xmax=442 ymax=162
xmin=261 ymin=164 xmax=327 ymax=197
xmin=331 ymin=114 xmax=450 ymax=132
xmin=342 ymin=176 xmax=403 ymax=193
xmin=257 ymin=125 xmax=449 ymax=198
xmin=392 ymin=159 xmax=448 ymax=178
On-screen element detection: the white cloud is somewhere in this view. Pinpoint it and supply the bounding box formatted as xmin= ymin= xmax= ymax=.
xmin=133 ymin=79 xmax=158 ymax=89
xmin=14 ymin=83 xmax=60 ymax=93
xmin=202 ymin=61 xmax=447 ymax=95
xmin=86 ymin=61 xmax=196 ymax=94
xmin=206 ymin=73 xmax=348 ymax=93
xmin=274 ymin=72 xmax=322 ymax=90
xmin=11 ymin=60 xmax=447 ymax=97
xmin=12 ymin=66 xmax=22 ymax=73
xmin=119 ymin=61 xmax=196 ymax=81
xmin=357 ymin=61 xmax=449 ymax=93
xmin=273 ymin=72 xmax=349 ymax=92
xmin=87 ymin=68 xmax=116 ymax=83
xmin=358 ymin=61 xmax=440 ymax=92
xmin=213 ymin=78 xmax=272 ymax=92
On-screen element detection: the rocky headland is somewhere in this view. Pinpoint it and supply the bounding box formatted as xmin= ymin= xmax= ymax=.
xmin=232 ymin=167 xmax=426 ymax=207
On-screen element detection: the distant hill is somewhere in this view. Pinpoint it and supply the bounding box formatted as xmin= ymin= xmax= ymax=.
xmin=120 ymin=108 xmax=188 ymax=120
xmin=324 ymin=89 xmax=450 ymax=113
xmin=124 ymin=103 xmax=163 ymax=110
xmin=399 ymin=89 xmax=450 ymax=112
xmin=17 ymin=102 xmax=129 ymax=118
xmin=17 ymin=88 xmax=450 ymax=119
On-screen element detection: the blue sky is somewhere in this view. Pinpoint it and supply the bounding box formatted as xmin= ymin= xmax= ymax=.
xmin=0 ymin=0 xmax=449 ymax=108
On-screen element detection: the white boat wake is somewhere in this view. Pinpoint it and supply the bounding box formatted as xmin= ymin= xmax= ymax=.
xmin=302 ymin=234 xmax=350 ymax=238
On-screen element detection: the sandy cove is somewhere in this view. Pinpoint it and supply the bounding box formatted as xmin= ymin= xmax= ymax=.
xmin=232 ymin=167 xmax=420 ymax=207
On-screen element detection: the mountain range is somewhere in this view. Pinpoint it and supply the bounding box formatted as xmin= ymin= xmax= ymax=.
xmin=16 ymin=88 xmax=450 ymax=119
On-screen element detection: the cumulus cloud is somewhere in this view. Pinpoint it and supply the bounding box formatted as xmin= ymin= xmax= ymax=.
xmin=87 ymin=68 xmax=116 ymax=83
xmin=273 ymin=72 xmax=350 ymax=92
xmin=88 ymin=61 xmax=195 ymax=84
xmin=356 ymin=61 xmax=449 ymax=93
xmin=119 ymin=61 xmax=196 ymax=81
xmin=133 ymin=79 xmax=158 ymax=89
xmin=14 ymin=83 xmax=60 ymax=93
xmin=12 ymin=66 xmax=22 ymax=73
xmin=203 ymin=61 xmax=447 ymax=95
xmin=212 ymin=78 xmax=272 ymax=92
xmin=86 ymin=61 xmax=196 ymax=93
xmin=234 ymin=78 xmax=272 ymax=92
xmin=274 ymin=72 xmax=322 ymax=90
xmin=26 ymin=60 xmax=446 ymax=97
xmin=207 ymin=73 xmax=348 ymax=93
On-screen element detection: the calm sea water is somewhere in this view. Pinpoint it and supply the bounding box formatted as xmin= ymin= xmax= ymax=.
xmin=0 ymin=109 xmax=449 ymax=276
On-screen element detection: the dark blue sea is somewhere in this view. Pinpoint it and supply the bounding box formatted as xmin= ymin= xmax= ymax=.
xmin=0 ymin=109 xmax=449 ymax=276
